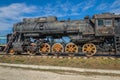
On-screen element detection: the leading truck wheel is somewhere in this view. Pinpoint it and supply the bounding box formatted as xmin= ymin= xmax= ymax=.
xmin=39 ymin=43 xmax=50 ymax=55
xmin=27 ymin=50 xmax=36 ymax=55
xmin=9 ymin=48 xmax=15 ymax=55
xmin=82 ymin=43 xmax=96 ymax=57
xmin=52 ymin=43 xmax=64 ymax=53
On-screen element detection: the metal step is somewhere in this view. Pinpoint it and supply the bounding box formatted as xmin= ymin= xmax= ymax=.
xmin=114 ymin=35 xmax=120 ymax=54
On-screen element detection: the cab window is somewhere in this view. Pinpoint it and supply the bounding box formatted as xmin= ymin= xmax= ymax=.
xmin=105 ymin=19 xmax=112 ymax=26
xmin=97 ymin=19 xmax=104 ymax=26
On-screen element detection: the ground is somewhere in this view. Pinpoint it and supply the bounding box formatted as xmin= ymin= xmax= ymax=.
xmin=0 ymin=66 xmax=120 ymax=80
xmin=0 ymin=55 xmax=120 ymax=70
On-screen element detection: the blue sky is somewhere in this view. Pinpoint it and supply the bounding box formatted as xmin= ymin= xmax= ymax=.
xmin=0 ymin=0 xmax=120 ymax=36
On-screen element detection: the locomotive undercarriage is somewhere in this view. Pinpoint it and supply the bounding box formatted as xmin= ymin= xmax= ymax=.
xmin=6 ymin=32 xmax=117 ymax=57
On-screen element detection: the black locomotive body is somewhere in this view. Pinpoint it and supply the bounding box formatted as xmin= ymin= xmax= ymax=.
xmin=5 ymin=13 xmax=120 ymax=56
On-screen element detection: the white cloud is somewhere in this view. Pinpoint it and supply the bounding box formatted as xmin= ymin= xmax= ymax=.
xmin=71 ymin=0 xmax=95 ymax=12
xmin=96 ymin=3 xmax=109 ymax=10
xmin=0 ymin=1 xmax=95 ymax=20
xmin=39 ymin=0 xmax=95 ymax=17
xmin=60 ymin=1 xmax=71 ymax=12
xmin=111 ymin=8 xmax=120 ymax=14
xmin=96 ymin=0 xmax=120 ymax=14
xmin=111 ymin=0 xmax=120 ymax=8
xmin=0 ymin=22 xmax=11 ymax=30
xmin=0 ymin=3 xmax=37 ymax=20
xmin=110 ymin=0 xmax=120 ymax=14
xmin=0 ymin=3 xmax=37 ymax=33
xmin=82 ymin=0 xmax=95 ymax=11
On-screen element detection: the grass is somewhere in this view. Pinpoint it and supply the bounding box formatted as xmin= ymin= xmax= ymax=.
xmin=0 ymin=55 xmax=120 ymax=70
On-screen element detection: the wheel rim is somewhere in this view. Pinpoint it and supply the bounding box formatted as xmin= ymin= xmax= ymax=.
xmin=9 ymin=49 xmax=15 ymax=55
xmin=27 ymin=50 xmax=35 ymax=55
xmin=27 ymin=44 xmax=36 ymax=55
xmin=40 ymin=43 xmax=50 ymax=53
xmin=52 ymin=43 xmax=64 ymax=53
xmin=65 ymin=43 xmax=78 ymax=53
xmin=82 ymin=43 xmax=96 ymax=56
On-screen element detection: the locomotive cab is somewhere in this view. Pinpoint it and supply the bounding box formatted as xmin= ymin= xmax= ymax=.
xmin=94 ymin=13 xmax=114 ymax=36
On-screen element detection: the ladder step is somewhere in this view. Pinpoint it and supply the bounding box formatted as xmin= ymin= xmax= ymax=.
xmin=114 ymin=35 xmax=120 ymax=54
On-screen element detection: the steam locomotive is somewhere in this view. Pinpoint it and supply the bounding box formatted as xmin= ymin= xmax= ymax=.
xmin=4 ymin=13 xmax=120 ymax=56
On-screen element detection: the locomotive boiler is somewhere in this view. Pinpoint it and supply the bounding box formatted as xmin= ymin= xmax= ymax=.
xmin=5 ymin=13 xmax=120 ymax=56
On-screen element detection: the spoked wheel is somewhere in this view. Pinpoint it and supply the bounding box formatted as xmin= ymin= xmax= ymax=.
xmin=52 ymin=43 xmax=64 ymax=54
xmin=27 ymin=43 xmax=37 ymax=55
xmin=9 ymin=48 xmax=15 ymax=55
xmin=39 ymin=43 xmax=50 ymax=55
xmin=27 ymin=50 xmax=36 ymax=55
xmin=82 ymin=43 xmax=97 ymax=57
xmin=65 ymin=43 xmax=78 ymax=55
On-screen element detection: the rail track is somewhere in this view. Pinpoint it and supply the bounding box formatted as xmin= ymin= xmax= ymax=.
xmin=0 ymin=52 xmax=120 ymax=58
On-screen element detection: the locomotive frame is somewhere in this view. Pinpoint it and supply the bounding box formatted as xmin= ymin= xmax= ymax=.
xmin=4 ymin=13 xmax=120 ymax=56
